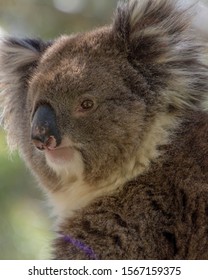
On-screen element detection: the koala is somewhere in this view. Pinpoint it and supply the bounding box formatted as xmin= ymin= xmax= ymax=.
xmin=1 ymin=0 xmax=208 ymax=260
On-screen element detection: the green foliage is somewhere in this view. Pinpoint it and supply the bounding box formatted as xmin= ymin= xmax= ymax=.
xmin=0 ymin=130 xmax=53 ymax=259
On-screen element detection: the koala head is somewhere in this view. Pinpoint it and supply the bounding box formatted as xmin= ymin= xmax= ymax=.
xmin=1 ymin=0 xmax=208 ymax=217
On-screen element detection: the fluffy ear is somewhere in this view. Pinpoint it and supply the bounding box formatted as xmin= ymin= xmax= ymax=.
xmin=0 ymin=37 xmax=51 ymax=84
xmin=113 ymin=0 xmax=208 ymax=110
xmin=113 ymin=0 xmax=193 ymax=61
xmin=0 ymin=38 xmax=51 ymax=149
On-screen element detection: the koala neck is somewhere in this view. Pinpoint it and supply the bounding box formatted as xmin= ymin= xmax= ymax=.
xmin=130 ymin=112 xmax=179 ymax=177
xmin=47 ymin=112 xmax=178 ymax=223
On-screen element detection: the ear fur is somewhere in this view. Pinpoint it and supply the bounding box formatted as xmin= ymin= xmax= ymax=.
xmin=113 ymin=0 xmax=208 ymax=110
xmin=0 ymin=38 xmax=51 ymax=149
xmin=0 ymin=38 xmax=50 ymax=78
xmin=113 ymin=0 xmax=192 ymax=58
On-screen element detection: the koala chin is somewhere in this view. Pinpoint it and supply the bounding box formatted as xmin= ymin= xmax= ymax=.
xmin=1 ymin=0 xmax=208 ymax=259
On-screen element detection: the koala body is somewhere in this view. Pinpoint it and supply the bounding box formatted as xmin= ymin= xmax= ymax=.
xmin=1 ymin=0 xmax=208 ymax=259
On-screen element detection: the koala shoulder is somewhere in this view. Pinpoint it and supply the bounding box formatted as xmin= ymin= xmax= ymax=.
xmin=54 ymin=111 xmax=208 ymax=260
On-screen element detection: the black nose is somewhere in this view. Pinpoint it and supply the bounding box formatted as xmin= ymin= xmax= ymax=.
xmin=31 ymin=104 xmax=61 ymax=150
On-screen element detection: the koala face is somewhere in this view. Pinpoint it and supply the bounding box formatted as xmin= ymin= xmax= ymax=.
xmin=28 ymin=33 xmax=148 ymax=186
xmin=1 ymin=0 xmax=208 ymax=218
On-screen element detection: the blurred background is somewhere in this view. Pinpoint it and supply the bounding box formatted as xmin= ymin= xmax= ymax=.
xmin=0 ymin=0 xmax=208 ymax=260
xmin=0 ymin=0 xmax=117 ymax=260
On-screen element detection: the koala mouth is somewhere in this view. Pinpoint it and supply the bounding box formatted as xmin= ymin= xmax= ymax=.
xmin=32 ymin=131 xmax=75 ymax=165
xmin=44 ymin=144 xmax=75 ymax=164
xmin=44 ymin=138 xmax=84 ymax=177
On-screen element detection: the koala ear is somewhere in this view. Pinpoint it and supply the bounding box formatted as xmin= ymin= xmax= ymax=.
xmin=0 ymin=37 xmax=51 ymax=83
xmin=113 ymin=0 xmax=191 ymax=62
xmin=112 ymin=0 xmax=208 ymax=110
xmin=0 ymin=38 xmax=51 ymax=149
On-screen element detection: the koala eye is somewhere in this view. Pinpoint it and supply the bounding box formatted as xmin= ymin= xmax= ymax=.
xmin=80 ymin=99 xmax=94 ymax=110
xmin=74 ymin=97 xmax=96 ymax=116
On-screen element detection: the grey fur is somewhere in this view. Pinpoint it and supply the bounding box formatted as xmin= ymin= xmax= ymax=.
xmin=0 ymin=0 xmax=208 ymax=259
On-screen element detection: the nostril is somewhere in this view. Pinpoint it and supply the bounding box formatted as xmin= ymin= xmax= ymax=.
xmin=32 ymin=138 xmax=46 ymax=151
xmin=45 ymin=135 xmax=58 ymax=150
xmin=32 ymin=134 xmax=57 ymax=150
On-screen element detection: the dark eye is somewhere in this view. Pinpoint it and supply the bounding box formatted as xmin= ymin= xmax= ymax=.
xmin=80 ymin=99 xmax=94 ymax=110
